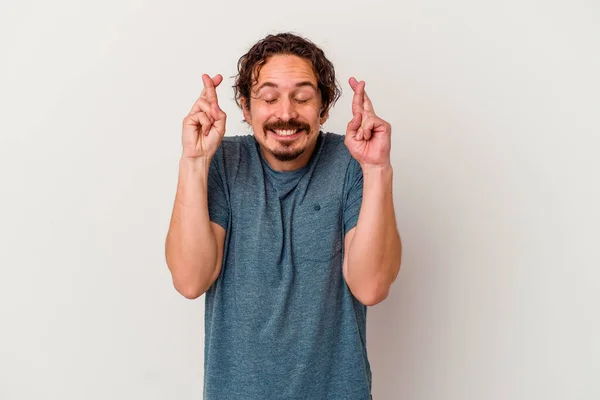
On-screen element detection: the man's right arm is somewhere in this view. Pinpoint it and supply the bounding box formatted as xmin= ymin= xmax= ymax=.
xmin=165 ymin=73 xmax=227 ymax=299
xmin=165 ymin=157 xmax=226 ymax=299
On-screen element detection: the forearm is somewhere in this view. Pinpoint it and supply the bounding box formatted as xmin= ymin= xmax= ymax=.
xmin=345 ymin=165 xmax=402 ymax=304
xmin=165 ymin=157 xmax=219 ymax=298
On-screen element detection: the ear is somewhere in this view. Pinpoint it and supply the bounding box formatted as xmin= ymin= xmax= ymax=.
xmin=319 ymin=108 xmax=329 ymax=125
xmin=241 ymin=97 xmax=252 ymax=124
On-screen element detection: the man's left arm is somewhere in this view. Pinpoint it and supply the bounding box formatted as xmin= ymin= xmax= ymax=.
xmin=342 ymin=77 xmax=403 ymax=306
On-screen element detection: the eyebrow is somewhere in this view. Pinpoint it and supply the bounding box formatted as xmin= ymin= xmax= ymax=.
xmin=255 ymin=81 xmax=318 ymax=92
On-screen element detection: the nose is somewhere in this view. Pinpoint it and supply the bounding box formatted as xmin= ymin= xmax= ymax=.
xmin=274 ymin=97 xmax=299 ymax=121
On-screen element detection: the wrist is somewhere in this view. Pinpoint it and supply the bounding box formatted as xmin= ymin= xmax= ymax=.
xmin=179 ymin=156 xmax=211 ymax=178
xmin=361 ymin=163 xmax=393 ymax=188
xmin=180 ymin=155 xmax=211 ymax=168
xmin=361 ymin=162 xmax=393 ymax=175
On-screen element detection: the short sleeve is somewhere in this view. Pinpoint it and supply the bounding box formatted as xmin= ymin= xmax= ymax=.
xmin=343 ymin=158 xmax=363 ymax=234
xmin=207 ymin=148 xmax=229 ymax=230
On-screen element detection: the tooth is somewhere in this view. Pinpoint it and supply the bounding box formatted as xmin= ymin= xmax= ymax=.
xmin=276 ymin=129 xmax=291 ymax=136
xmin=272 ymin=129 xmax=301 ymax=136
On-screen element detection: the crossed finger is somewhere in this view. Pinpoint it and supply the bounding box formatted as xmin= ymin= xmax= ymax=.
xmin=349 ymin=77 xmax=375 ymax=114
xmin=196 ymin=111 xmax=213 ymax=137
xmin=189 ymin=98 xmax=215 ymax=123
xmin=188 ymin=74 xmax=223 ymax=118
xmin=202 ymin=74 xmax=221 ymax=103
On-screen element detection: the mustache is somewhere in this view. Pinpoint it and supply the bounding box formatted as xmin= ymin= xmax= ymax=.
xmin=264 ymin=119 xmax=311 ymax=132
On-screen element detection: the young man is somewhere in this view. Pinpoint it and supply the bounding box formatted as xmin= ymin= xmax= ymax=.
xmin=165 ymin=32 xmax=402 ymax=400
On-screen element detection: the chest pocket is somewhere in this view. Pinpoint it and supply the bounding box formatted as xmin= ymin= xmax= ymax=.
xmin=291 ymin=200 xmax=343 ymax=263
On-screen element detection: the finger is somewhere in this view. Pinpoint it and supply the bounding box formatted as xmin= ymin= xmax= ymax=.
xmin=188 ymin=98 xmax=214 ymax=118
xmin=363 ymin=91 xmax=375 ymax=114
xmin=360 ymin=113 xmax=371 ymax=141
xmin=182 ymin=114 xmax=200 ymax=148
xmin=212 ymin=109 xmax=227 ymax=136
xmin=362 ymin=125 xmax=371 ymax=141
xmin=211 ymin=74 xmax=223 ymax=88
xmin=361 ymin=114 xmax=385 ymax=141
xmin=346 ymin=112 xmax=362 ymax=139
xmin=183 ymin=113 xmax=200 ymax=130
xmin=350 ymin=76 xmax=375 ymax=113
xmin=195 ymin=74 xmax=222 ymax=102
xmin=182 ymin=113 xmax=204 ymax=147
xmin=364 ymin=128 xmax=372 ymax=141
xmin=204 ymin=74 xmax=224 ymax=120
xmin=184 ymin=111 xmax=211 ymax=131
xmin=196 ymin=111 xmax=213 ymax=136
xmin=350 ymin=78 xmax=365 ymax=116
xmin=202 ymin=74 xmax=219 ymax=103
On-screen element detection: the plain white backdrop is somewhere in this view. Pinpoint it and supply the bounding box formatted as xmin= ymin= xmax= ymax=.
xmin=1 ymin=0 xmax=599 ymax=399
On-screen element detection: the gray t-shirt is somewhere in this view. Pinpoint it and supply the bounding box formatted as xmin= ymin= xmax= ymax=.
xmin=204 ymin=132 xmax=370 ymax=399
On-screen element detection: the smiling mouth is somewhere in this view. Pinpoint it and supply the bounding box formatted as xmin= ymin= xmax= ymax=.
xmin=269 ymin=129 xmax=304 ymax=138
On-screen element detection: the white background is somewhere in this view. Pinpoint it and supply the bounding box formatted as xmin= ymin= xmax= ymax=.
xmin=1 ymin=0 xmax=599 ymax=399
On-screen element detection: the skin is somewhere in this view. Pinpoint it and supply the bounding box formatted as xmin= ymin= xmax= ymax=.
xmin=241 ymin=55 xmax=328 ymax=171
xmin=342 ymin=77 xmax=402 ymax=306
xmin=182 ymin=73 xmax=227 ymax=160
xmin=167 ymin=54 xmax=402 ymax=305
xmin=165 ymin=73 xmax=227 ymax=299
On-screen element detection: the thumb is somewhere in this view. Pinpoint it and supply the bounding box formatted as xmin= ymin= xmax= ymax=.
xmin=346 ymin=112 xmax=362 ymax=138
xmin=213 ymin=110 xmax=227 ymax=136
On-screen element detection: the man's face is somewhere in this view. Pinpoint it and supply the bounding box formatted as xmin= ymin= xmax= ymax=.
xmin=243 ymin=54 xmax=328 ymax=170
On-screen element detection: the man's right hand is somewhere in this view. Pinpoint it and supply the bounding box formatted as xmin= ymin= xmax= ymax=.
xmin=181 ymin=74 xmax=227 ymax=160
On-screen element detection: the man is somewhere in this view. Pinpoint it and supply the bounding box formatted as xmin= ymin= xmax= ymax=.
xmin=165 ymin=32 xmax=402 ymax=400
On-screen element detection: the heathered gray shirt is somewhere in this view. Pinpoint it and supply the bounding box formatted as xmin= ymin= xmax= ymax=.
xmin=204 ymin=132 xmax=371 ymax=399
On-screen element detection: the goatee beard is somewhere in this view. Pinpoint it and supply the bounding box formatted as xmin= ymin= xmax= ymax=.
xmin=262 ymin=119 xmax=311 ymax=162
xmin=271 ymin=147 xmax=304 ymax=161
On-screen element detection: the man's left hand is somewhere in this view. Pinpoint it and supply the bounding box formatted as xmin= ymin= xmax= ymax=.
xmin=344 ymin=77 xmax=392 ymax=168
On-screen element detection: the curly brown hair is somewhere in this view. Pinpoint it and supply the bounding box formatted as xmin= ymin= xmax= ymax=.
xmin=233 ymin=32 xmax=341 ymax=118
